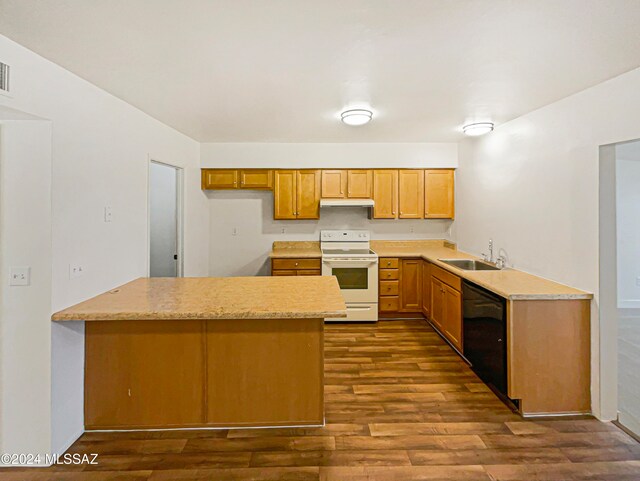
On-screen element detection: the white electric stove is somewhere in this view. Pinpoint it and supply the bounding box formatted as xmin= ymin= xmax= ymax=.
xmin=321 ymin=230 xmax=378 ymax=322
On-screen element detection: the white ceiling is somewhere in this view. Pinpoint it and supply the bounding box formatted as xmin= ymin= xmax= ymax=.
xmin=2 ymin=0 xmax=640 ymax=142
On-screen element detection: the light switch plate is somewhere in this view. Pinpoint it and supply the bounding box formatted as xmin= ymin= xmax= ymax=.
xmin=10 ymin=266 xmax=30 ymax=286
xmin=104 ymin=206 xmax=113 ymax=223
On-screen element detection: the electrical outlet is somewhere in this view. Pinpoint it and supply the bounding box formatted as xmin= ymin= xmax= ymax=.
xmin=232 ymin=227 xmax=238 ymax=236
xmin=281 ymin=227 xmax=286 ymax=234
xmin=10 ymin=267 xmax=30 ymax=286
xmin=104 ymin=206 xmax=113 ymax=223
xmin=69 ymin=264 xmax=84 ymax=279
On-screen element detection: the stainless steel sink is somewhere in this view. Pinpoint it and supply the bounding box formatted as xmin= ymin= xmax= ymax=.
xmin=438 ymin=259 xmax=501 ymax=271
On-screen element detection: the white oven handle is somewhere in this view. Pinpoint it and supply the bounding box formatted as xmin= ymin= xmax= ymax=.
xmin=322 ymin=258 xmax=378 ymax=264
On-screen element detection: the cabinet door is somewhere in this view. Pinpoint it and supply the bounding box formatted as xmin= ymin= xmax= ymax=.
xmin=400 ymin=259 xmax=422 ymax=312
xmin=274 ymin=170 xmax=297 ymax=219
xmin=296 ymin=170 xmax=321 ymax=219
xmin=430 ymin=277 xmax=444 ymax=331
xmin=347 ymin=170 xmax=373 ymax=198
xmin=321 ymin=170 xmax=347 ymax=198
xmin=201 ymin=169 xmax=238 ymax=189
xmin=239 ymin=170 xmax=273 ymax=190
xmin=372 ymin=170 xmax=398 ymax=219
xmin=422 ymin=261 xmax=431 ymax=318
xmin=425 ymin=169 xmax=454 ymax=218
xmin=398 ymin=169 xmax=424 ymax=219
xmin=443 ymin=285 xmax=462 ymax=351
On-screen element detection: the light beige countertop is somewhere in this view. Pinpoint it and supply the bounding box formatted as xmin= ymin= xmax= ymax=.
xmin=270 ymin=241 xmax=321 ymax=258
xmin=372 ymin=240 xmax=592 ymax=300
xmin=272 ymin=239 xmax=592 ymax=301
xmin=52 ymin=276 xmax=347 ymax=321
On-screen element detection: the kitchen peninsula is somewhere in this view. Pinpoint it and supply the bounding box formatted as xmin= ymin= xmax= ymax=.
xmin=52 ymin=276 xmax=346 ymax=430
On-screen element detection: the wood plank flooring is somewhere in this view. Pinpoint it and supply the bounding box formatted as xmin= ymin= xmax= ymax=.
xmin=2 ymin=320 xmax=639 ymax=480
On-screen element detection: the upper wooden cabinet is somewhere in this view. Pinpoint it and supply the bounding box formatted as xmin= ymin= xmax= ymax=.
xmin=347 ymin=170 xmax=372 ymax=198
xmin=202 ymin=169 xmax=272 ymax=190
xmin=425 ymin=169 xmax=454 ymax=219
xmin=372 ymin=170 xmax=398 ymax=219
xmin=398 ymin=169 xmax=425 ymax=219
xmin=204 ymin=167 xmax=454 ymax=221
xmin=239 ymin=170 xmax=273 ymax=189
xmin=274 ymin=170 xmax=320 ymax=220
xmin=321 ymin=170 xmax=372 ymax=199
xmin=321 ymin=170 xmax=347 ymax=198
xmin=274 ymin=170 xmax=297 ymax=219
xmin=202 ymin=169 xmax=238 ymax=189
xmin=296 ymin=170 xmax=321 ymax=219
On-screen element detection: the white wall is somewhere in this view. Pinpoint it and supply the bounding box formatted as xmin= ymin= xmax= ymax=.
xmin=615 ymin=155 xmax=640 ymax=307
xmin=209 ymin=191 xmax=453 ymax=276
xmin=0 ymin=119 xmax=52 ymax=458
xmin=201 ymin=142 xmax=458 ymax=169
xmin=0 ymin=34 xmax=208 ymax=459
xmin=455 ymin=66 xmax=640 ymax=420
xmin=204 ymin=142 xmax=457 ymax=277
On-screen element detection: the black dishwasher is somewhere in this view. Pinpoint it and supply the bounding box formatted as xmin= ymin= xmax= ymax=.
xmin=462 ymin=281 xmax=518 ymax=408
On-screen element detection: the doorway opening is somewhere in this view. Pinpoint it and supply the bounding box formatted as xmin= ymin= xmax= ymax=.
xmin=149 ymin=160 xmax=183 ymax=277
xmin=599 ymin=139 xmax=640 ymax=439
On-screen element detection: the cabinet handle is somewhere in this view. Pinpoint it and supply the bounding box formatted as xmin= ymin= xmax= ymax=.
xmin=295 ymin=262 xmax=299 ymax=266
xmin=400 ymin=211 xmax=403 ymax=215
xmin=387 ymin=261 xmax=391 ymax=266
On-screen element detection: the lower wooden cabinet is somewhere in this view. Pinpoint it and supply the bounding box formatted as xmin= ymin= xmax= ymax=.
xmin=430 ymin=269 xmax=462 ymax=352
xmin=442 ymin=283 xmax=462 ymax=349
xmin=421 ymin=260 xmax=431 ymax=318
xmin=271 ymin=258 xmax=321 ymax=276
xmin=400 ymin=259 xmax=422 ymax=312
xmin=379 ymin=257 xmax=423 ymax=315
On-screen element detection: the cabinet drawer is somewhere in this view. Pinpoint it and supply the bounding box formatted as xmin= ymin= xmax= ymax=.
xmin=272 ymin=269 xmax=297 ymax=276
xmin=379 ymin=280 xmax=399 ymax=296
xmin=272 ymin=258 xmax=321 ymax=270
xmin=431 ymin=264 xmax=462 ymax=291
xmin=379 ymin=269 xmax=399 ymax=280
xmin=297 ymin=270 xmax=321 ymax=276
xmin=380 ymin=258 xmax=399 ymax=269
xmin=379 ymin=296 xmax=399 ymax=312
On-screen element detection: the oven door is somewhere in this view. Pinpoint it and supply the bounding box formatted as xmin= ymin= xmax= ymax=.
xmin=321 ymin=258 xmax=378 ymax=303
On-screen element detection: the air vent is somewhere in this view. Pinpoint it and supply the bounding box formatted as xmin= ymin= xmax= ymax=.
xmin=0 ymin=62 xmax=9 ymax=93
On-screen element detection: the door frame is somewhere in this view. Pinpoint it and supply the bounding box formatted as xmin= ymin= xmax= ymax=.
xmin=147 ymin=158 xmax=184 ymax=277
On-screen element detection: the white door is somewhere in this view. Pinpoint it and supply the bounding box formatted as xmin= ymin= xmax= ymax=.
xmin=149 ymin=161 xmax=180 ymax=277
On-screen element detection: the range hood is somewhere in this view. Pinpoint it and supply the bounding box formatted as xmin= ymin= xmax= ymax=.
xmin=320 ymin=199 xmax=375 ymax=208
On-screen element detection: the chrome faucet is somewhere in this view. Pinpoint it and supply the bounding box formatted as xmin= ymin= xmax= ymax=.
xmin=482 ymin=239 xmax=494 ymax=263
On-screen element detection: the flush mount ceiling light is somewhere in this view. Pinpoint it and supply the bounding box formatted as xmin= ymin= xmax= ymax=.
xmin=463 ymin=122 xmax=494 ymax=136
xmin=341 ymin=109 xmax=373 ymax=126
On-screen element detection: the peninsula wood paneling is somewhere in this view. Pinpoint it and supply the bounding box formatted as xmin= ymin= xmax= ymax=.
xmin=508 ymin=299 xmax=591 ymax=415
xmin=85 ymin=320 xmax=206 ymax=429
xmin=206 ymin=318 xmax=324 ymax=426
